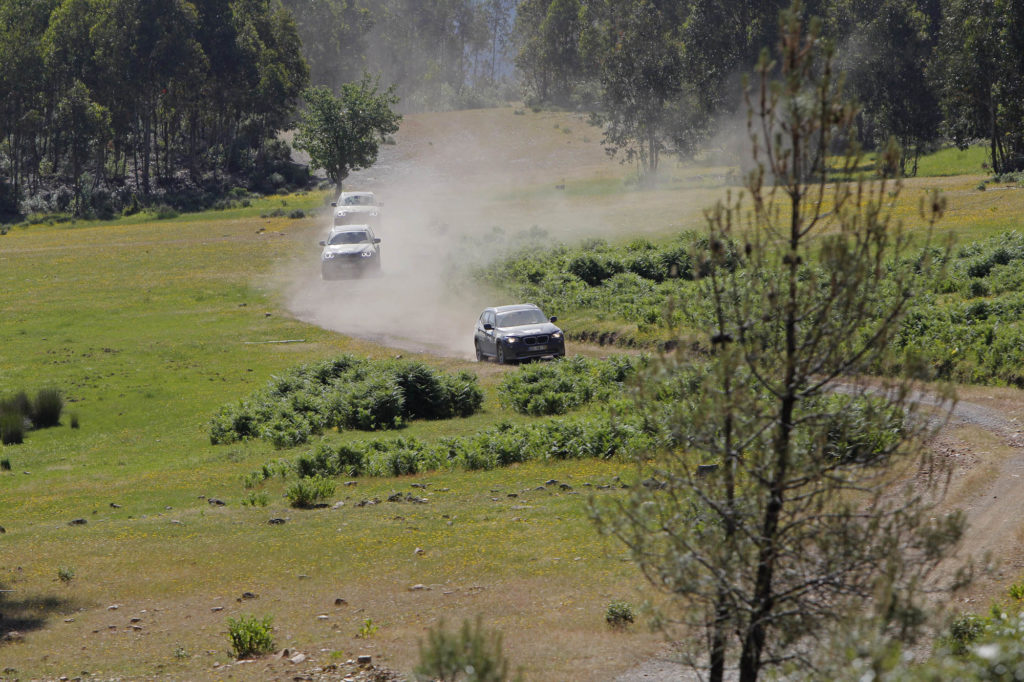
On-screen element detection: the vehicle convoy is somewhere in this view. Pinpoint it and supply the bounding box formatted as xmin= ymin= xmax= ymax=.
xmin=474 ymin=304 xmax=565 ymax=364
xmin=332 ymin=191 xmax=380 ymax=227
xmin=319 ymin=224 xmax=382 ymax=279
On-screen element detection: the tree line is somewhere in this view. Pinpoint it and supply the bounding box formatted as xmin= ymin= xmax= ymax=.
xmin=514 ymin=0 xmax=1024 ymax=177
xmin=0 ymin=0 xmax=311 ymax=219
xmin=4 ymin=0 xmax=1021 ymax=220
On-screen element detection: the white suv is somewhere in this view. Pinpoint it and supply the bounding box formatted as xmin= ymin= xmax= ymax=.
xmin=332 ymin=191 xmax=380 ymax=227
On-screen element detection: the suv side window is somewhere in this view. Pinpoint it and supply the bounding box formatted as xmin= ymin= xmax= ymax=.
xmin=485 ymin=311 xmax=495 ymax=327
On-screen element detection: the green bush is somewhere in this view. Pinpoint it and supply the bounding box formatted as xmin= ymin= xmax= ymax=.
xmin=941 ymin=613 xmax=989 ymax=656
xmin=227 ymin=614 xmax=275 ymax=658
xmin=0 ymin=391 xmax=31 ymax=419
xmin=0 ymin=411 xmax=24 ymax=445
xmin=153 ymin=204 xmax=179 ymax=220
xmin=251 ymin=408 xmax=655 ymax=486
xmin=497 ymin=355 xmax=644 ymax=416
xmin=209 ymin=355 xmax=484 ymax=447
xmin=285 ymin=475 xmax=336 ymax=508
xmin=414 ymin=617 xmax=521 ymax=682
xmin=57 ymin=565 xmax=76 ymax=583
xmin=605 ymin=600 xmax=635 ymax=629
xmin=32 ymin=388 xmax=63 ymax=428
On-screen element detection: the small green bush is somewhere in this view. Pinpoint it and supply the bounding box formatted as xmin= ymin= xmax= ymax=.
xmin=943 ymin=614 xmax=989 ymax=656
xmin=414 ymin=617 xmax=521 ymax=682
xmin=0 ymin=458 xmax=10 ymax=471
xmin=285 ymin=475 xmax=335 ymax=508
xmin=357 ymin=618 xmax=378 ymax=638
xmin=32 ymin=388 xmax=63 ymax=428
xmin=241 ymin=491 xmax=270 ymax=507
xmin=57 ymin=565 xmax=76 ymax=583
xmin=153 ymin=205 xmax=179 ymax=220
xmin=1 ymin=391 xmax=31 ymax=419
xmin=227 ymin=614 xmax=275 ymax=658
xmin=69 ymin=413 xmax=79 ymax=429
xmin=0 ymin=412 xmax=24 ymax=445
xmin=605 ymin=600 xmax=635 ymax=629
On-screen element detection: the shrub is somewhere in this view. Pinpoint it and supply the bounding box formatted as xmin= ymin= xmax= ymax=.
xmin=414 ymin=617 xmax=521 ymax=682
xmin=241 ymin=491 xmax=270 ymax=507
xmin=32 ymin=388 xmax=63 ymax=428
xmin=57 ymin=565 xmax=75 ymax=583
xmin=1 ymin=391 xmax=31 ymax=419
xmin=153 ymin=204 xmax=179 ymax=220
xmin=497 ymin=356 xmax=644 ymax=416
xmin=357 ymin=618 xmax=378 ymax=639
xmin=0 ymin=458 xmax=10 ymax=471
xmin=69 ymin=413 xmax=79 ymax=429
xmin=942 ymin=614 xmax=989 ymax=656
xmin=605 ymin=601 xmax=635 ymax=629
xmin=209 ymin=355 xmax=484 ymax=446
xmin=1009 ymin=581 xmax=1024 ymax=602
xmin=227 ymin=614 xmax=275 ymax=658
xmin=288 ymin=209 xmax=305 ymax=219
xmin=285 ymin=475 xmax=335 ymax=508
xmin=0 ymin=412 xmax=24 ymax=445
xmin=249 ymin=407 xmax=656 ymax=488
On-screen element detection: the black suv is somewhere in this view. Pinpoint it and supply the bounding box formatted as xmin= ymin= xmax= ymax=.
xmin=474 ymin=304 xmax=565 ymax=364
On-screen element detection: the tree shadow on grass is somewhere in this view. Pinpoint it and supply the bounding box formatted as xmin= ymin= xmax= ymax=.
xmin=0 ymin=579 xmax=75 ymax=642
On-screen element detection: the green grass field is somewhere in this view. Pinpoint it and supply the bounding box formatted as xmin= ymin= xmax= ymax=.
xmin=1 ymin=110 xmax=1022 ymax=680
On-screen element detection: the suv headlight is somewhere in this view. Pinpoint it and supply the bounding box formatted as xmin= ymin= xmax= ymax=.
xmin=551 ymin=332 xmax=563 ymax=339
xmin=360 ymin=250 xmax=373 ymax=258
xmin=504 ymin=336 xmax=518 ymax=344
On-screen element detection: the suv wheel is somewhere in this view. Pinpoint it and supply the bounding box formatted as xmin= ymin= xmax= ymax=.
xmin=497 ymin=346 xmax=507 ymax=365
xmin=475 ymin=343 xmax=484 ymax=362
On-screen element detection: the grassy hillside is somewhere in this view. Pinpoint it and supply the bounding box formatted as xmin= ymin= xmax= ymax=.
xmin=2 ymin=107 xmax=1024 ymax=680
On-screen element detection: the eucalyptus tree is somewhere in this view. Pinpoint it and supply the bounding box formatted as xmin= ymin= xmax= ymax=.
xmin=594 ymin=4 xmax=963 ymax=681
xmin=590 ymin=0 xmax=700 ymax=176
xmin=280 ymin=0 xmax=373 ymax=91
xmin=514 ymin=0 xmax=588 ymax=105
xmin=930 ymin=0 xmax=1024 ymax=174
xmin=837 ymin=0 xmax=941 ymax=176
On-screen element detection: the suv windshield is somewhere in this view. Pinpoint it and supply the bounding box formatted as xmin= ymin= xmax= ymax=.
xmin=496 ymin=309 xmax=548 ymax=327
xmin=343 ymin=195 xmax=372 ymax=206
xmin=328 ymin=230 xmax=370 ymax=245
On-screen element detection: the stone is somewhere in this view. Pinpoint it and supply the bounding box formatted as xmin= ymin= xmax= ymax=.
xmin=290 ymin=653 xmax=307 ymax=664
xmin=334 ymin=598 xmax=347 ymax=606
xmin=207 ymin=498 xmax=226 ymax=506
xmin=268 ymin=518 xmax=287 ymax=525
xmin=69 ymin=518 xmax=87 ymax=526
xmin=357 ymin=655 xmax=372 ymax=665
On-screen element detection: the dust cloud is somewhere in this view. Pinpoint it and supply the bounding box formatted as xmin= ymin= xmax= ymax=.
xmin=282 ymin=108 xmax=711 ymax=358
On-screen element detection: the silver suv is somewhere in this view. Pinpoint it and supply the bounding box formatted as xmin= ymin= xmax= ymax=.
xmin=319 ymin=225 xmax=381 ymax=279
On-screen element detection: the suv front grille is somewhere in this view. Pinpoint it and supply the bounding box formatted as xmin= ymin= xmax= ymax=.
xmin=523 ymin=335 xmax=550 ymax=346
